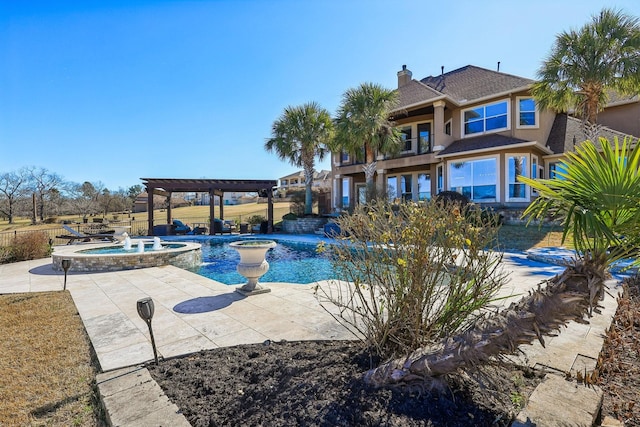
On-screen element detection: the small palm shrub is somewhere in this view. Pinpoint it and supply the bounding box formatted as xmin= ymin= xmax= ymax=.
xmin=8 ymin=232 xmax=52 ymax=262
xmin=521 ymin=136 xmax=640 ymax=268
xmin=316 ymin=199 xmax=507 ymax=359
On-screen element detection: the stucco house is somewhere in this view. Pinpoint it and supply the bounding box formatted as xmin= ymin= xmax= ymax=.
xmin=331 ymin=65 xmax=638 ymax=211
xmin=277 ymin=169 xmax=332 ymax=195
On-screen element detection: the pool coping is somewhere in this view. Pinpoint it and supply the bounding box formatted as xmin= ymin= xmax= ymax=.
xmin=52 ymin=240 xmax=202 ymax=272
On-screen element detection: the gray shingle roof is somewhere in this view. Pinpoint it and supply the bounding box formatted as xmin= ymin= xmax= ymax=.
xmin=545 ymin=114 xmax=635 ymax=154
xmin=420 ymin=65 xmax=533 ymax=104
xmin=438 ymin=134 xmax=529 ymax=157
xmin=396 ymin=80 xmax=444 ymax=109
xmin=605 ymin=89 xmax=639 ymax=106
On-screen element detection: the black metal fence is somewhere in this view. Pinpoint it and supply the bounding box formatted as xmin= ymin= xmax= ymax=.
xmin=0 ymin=210 xmax=272 ymax=247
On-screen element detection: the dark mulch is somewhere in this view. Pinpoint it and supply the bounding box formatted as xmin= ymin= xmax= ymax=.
xmin=148 ymin=278 xmax=640 ymax=426
xmin=597 ymin=277 xmax=640 ymax=425
xmin=148 ymin=340 xmax=542 ymax=427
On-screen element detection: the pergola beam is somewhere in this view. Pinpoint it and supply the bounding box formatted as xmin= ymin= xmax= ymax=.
xmin=142 ymin=178 xmax=277 ymax=236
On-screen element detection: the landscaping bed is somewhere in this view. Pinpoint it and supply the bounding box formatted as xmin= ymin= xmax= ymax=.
xmin=147 ymin=276 xmax=640 ymax=427
xmin=148 ymin=340 xmax=542 ymax=426
xmin=597 ymin=277 xmax=640 ymax=425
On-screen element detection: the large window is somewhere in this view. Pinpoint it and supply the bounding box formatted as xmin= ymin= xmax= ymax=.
xmin=507 ymin=155 xmax=528 ymax=200
xmin=357 ymin=184 xmax=367 ymax=205
xmin=449 ymin=158 xmax=497 ymax=201
xmin=342 ymin=178 xmax=350 ymax=208
xmin=401 ymin=175 xmax=412 ymax=201
xmin=437 ymin=165 xmax=444 ymax=194
xmin=549 ymin=162 xmax=567 ymax=179
xmin=418 ymin=173 xmax=431 ymax=200
xmin=400 ymin=126 xmax=412 ymax=152
xmin=387 ymin=176 xmax=398 ymax=200
xmin=417 ymin=122 xmax=431 ymax=154
xmin=531 ymin=155 xmax=543 ymax=195
xmin=463 ymin=100 xmax=509 ymax=136
xmin=517 ymin=97 xmax=538 ymax=128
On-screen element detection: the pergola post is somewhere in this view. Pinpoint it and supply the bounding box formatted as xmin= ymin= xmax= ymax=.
xmin=166 ymin=193 xmax=172 ymax=224
xmin=267 ymin=189 xmax=274 ymax=233
xmin=219 ymin=192 xmax=224 ymax=220
xmin=147 ymin=186 xmax=154 ymax=236
xmin=208 ymin=190 xmax=215 ymax=235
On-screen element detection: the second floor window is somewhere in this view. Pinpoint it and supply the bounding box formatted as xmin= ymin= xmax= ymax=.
xmin=463 ymin=100 xmax=508 ymax=136
xmin=418 ymin=122 xmax=431 ymax=154
xmin=444 ymin=119 xmax=452 ymax=136
xmin=400 ymin=126 xmax=412 ymax=152
xmin=517 ymin=97 xmax=538 ymax=128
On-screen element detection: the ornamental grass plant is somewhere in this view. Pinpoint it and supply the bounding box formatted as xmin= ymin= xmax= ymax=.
xmin=317 ymin=199 xmax=507 ymax=359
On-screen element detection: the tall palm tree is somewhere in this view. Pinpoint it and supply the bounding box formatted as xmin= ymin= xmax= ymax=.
xmin=265 ymin=102 xmax=334 ymax=216
xmin=532 ymin=8 xmax=640 ymax=128
xmin=334 ymin=82 xmax=402 ymax=202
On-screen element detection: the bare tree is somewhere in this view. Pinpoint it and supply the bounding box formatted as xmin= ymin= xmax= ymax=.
xmin=66 ymin=181 xmax=103 ymax=221
xmin=0 ymin=168 xmax=29 ymax=223
xmin=26 ymin=167 xmax=64 ymax=222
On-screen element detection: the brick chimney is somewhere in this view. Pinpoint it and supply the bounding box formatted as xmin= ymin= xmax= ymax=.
xmin=397 ymin=64 xmax=412 ymax=87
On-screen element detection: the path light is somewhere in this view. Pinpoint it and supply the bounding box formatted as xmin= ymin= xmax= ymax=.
xmin=136 ymin=297 xmax=159 ymax=365
xmin=61 ymin=259 xmax=71 ymax=291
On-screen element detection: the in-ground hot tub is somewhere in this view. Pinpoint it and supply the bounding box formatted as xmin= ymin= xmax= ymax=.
xmin=52 ymin=240 xmax=202 ymax=272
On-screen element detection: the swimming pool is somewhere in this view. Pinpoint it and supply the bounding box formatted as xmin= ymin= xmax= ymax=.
xmin=193 ymin=239 xmax=335 ymax=284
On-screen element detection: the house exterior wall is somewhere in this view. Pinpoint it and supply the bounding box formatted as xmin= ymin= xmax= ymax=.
xmin=331 ymin=65 xmax=634 ymax=212
xmin=333 ymin=90 xmax=551 ymax=209
xmin=597 ymin=102 xmax=640 ymax=138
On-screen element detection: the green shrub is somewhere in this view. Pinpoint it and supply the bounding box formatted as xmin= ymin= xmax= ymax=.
xmin=316 ymin=199 xmax=507 ymax=359
xmin=247 ymin=215 xmax=266 ymax=225
xmin=282 ymin=212 xmax=298 ymax=221
xmin=0 ymin=247 xmax=12 ymax=264
xmin=9 ymin=232 xmax=52 ymax=262
xmin=433 ymin=190 xmax=470 ymax=207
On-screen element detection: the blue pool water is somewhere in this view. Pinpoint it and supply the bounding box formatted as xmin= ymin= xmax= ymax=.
xmin=194 ymin=239 xmax=335 ymax=284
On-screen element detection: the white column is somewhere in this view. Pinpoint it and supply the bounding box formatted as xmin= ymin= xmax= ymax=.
xmin=433 ymin=100 xmax=446 ymax=151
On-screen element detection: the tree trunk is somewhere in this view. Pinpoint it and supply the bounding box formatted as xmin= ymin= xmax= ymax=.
xmin=364 ymin=260 xmax=606 ymax=387
xmin=303 ymin=165 xmax=314 ymax=216
xmin=362 ymin=162 xmax=377 ymax=202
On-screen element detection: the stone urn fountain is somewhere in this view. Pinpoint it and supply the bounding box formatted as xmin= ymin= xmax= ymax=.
xmin=229 ymin=240 xmax=277 ymax=296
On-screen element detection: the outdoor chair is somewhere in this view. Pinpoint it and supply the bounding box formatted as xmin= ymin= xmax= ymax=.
xmin=172 ymin=220 xmax=192 ymax=235
xmin=213 ymin=218 xmax=232 ymax=235
xmin=56 ymin=225 xmax=117 ymax=244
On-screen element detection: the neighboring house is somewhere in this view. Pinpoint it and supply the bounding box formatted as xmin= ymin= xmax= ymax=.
xmin=188 ymin=191 xmax=257 ymax=206
xmin=331 ymin=64 xmax=638 ymax=210
xmin=277 ymin=170 xmax=332 ymax=195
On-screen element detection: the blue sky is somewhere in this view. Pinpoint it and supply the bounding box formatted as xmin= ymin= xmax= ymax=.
xmin=2 ymin=0 xmax=640 ymax=190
